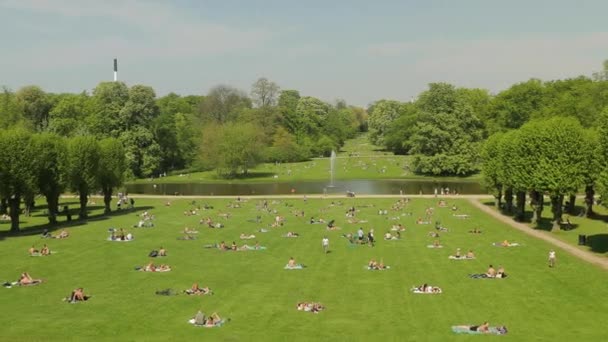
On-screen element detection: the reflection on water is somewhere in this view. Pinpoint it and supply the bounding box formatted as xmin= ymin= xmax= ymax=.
xmin=126 ymin=180 xmax=484 ymax=196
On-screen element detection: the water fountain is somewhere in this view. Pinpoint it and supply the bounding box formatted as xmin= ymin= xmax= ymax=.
xmin=328 ymin=150 xmax=336 ymax=188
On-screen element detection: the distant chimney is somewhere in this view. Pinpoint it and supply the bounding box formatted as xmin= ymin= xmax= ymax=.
xmin=113 ymin=58 xmax=118 ymax=81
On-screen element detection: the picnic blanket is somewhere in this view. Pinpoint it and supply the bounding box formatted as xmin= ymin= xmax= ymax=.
xmin=451 ymin=326 xmax=507 ymax=335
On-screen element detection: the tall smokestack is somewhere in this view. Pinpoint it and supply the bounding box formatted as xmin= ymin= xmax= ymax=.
xmin=113 ymin=58 xmax=118 ymax=81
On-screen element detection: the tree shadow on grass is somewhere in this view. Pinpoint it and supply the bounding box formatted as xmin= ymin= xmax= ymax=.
xmin=0 ymin=205 xmax=155 ymax=241
xmin=585 ymin=234 xmax=608 ymax=254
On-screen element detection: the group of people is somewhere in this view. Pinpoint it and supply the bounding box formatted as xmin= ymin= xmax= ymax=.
xmin=108 ymin=228 xmax=133 ymax=241
xmin=367 ymin=258 xmax=388 ymax=270
xmin=184 ymin=283 xmax=212 ymax=295
xmin=65 ymin=287 xmax=90 ymax=303
xmin=29 ymin=244 xmax=51 ymax=256
xmin=140 ymin=261 xmax=171 ymax=272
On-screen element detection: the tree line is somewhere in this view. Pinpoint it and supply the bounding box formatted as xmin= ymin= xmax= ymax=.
xmin=0 ymin=130 xmax=125 ymax=232
xmin=0 ymin=78 xmax=367 ymax=180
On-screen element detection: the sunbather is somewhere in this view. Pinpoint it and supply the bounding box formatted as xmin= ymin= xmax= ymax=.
xmin=40 ymin=244 xmax=50 ymax=256
xmin=28 ymin=245 xmax=39 ymax=256
xmin=240 ymin=233 xmax=256 ymax=240
xmin=283 ymin=231 xmax=299 ymax=238
xmin=158 ymin=247 xmax=167 ymax=256
xmin=452 ymin=324 xmax=507 ymax=335
xmin=18 ymin=272 xmax=42 ymax=285
xmin=189 ymin=311 xmax=226 ymax=327
xmin=54 ymin=229 xmax=69 ymax=239
xmin=285 ymin=257 xmax=304 ymax=269
xmin=185 ymin=283 xmax=212 ymax=295
xmin=412 ymin=283 xmax=442 ymax=293
xmin=296 ymin=302 xmax=325 ymax=313
xmin=66 ymin=287 xmax=91 ymax=302
xmin=384 ymin=232 xmax=400 ymax=240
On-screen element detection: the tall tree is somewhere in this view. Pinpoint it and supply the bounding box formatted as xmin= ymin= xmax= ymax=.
xmin=251 ymin=77 xmax=280 ymax=107
xmin=67 ymin=136 xmax=100 ymax=219
xmin=0 ymin=87 xmax=25 ymax=129
xmin=48 ymin=92 xmax=91 ymax=136
xmin=88 ymin=81 xmax=129 ymax=136
xmin=278 ymin=90 xmax=301 ymax=134
xmin=31 ymin=133 xmax=68 ymax=224
xmin=199 ymin=85 xmax=251 ymax=124
xmin=15 ymin=85 xmax=51 ymax=131
xmin=0 ymin=129 xmax=36 ymax=231
xmin=367 ymin=100 xmax=405 ymax=146
xmin=98 ymin=138 xmax=126 ymax=213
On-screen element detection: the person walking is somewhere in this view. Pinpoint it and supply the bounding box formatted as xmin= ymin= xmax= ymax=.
xmin=322 ymin=236 xmax=329 ymax=254
xmin=548 ymin=250 xmax=556 ymax=268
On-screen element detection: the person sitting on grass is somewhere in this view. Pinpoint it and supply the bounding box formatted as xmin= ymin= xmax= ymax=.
xmin=40 ymin=244 xmax=50 ymax=256
xmin=231 ymin=241 xmax=238 ymax=251
xmin=416 ymin=217 xmax=429 ymax=224
xmin=496 ymin=265 xmax=507 ymax=278
xmin=158 ymin=247 xmax=167 ymax=256
xmin=28 ymin=245 xmax=39 ymax=256
xmin=285 ymin=257 xmax=304 ymax=269
xmin=487 ymin=265 xmax=496 ymax=278
xmin=185 ymin=283 xmax=212 ymax=295
xmin=189 ymin=311 xmax=227 ymax=327
xmin=427 ymin=239 xmax=443 ymax=248
xmin=66 ymin=287 xmax=91 ymax=302
xmin=466 ymin=250 xmax=475 ymax=258
xmin=19 ymin=272 xmax=42 ymax=285
xmin=183 ymin=227 xmax=198 ymax=234
xmin=240 ymin=233 xmax=256 ymax=240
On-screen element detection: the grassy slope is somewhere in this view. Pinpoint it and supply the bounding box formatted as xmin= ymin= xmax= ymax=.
xmin=129 ymin=134 xmax=480 ymax=184
xmin=1 ymin=197 xmax=607 ymax=341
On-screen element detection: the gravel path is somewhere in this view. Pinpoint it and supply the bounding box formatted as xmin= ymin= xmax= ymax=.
xmin=468 ymin=199 xmax=608 ymax=271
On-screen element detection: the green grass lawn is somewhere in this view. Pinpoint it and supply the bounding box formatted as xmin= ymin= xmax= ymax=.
xmin=1 ymin=197 xmax=607 ymax=341
xmin=482 ymin=199 xmax=608 ymax=257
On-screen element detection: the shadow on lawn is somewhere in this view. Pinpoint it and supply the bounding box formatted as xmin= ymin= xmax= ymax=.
xmin=0 ymin=205 xmax=155 ymax=241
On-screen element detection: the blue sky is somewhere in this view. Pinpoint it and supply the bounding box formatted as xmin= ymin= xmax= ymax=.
xmin=1 ymin=0 xmax=607 ymax=106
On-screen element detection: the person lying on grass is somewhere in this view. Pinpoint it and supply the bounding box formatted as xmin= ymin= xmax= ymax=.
xmin=391 ymin=224 xmax=405 ymax=231
xmin=238 ymin=242 xmax=265 ymax=251
xmin=411 ymin=283 xmax=442 ymax=293
xmin=368 ymin=259 xmax=389 ymax=270
xmin=427 ymin=239 xmax=443 ymax=248
xmin=416 ymin=218 xmax=430 ymax=224
xmin=177 ymin=234 xmax=197 ymax=240
xmin=65 ymin=287 xmax=91 ymax=302
xmin=326 ymin=220 xmax=340 ymax=231
xmin=296 ymin=302 xmax=325 ymax=313
xmin=53 ymin=229 xmax=69 ymax=239
xmin=184 ymin=283 xmax=212 ymax=295
xmin=189 ymin=311 xmax=227 ymax=327
xmin=183 ymin=227 xmax=198 ymax=234
xmin=494 ymin=240 xmax=520 ymax=247
xmin=140 ymin=261 xmax=171 ymax=272
xmin=283 ymin=231 xmax=299 ymax=238
xmin=240 ymin=233 xmax=256 ymax=240
xmin=384 ymin=232 xmax=401 ymax=240
xmin=452 ymin=324 xmax=508 ymax=335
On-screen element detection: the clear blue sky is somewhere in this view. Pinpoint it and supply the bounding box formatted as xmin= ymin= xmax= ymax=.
xmin=1 ymin=0 xmax=607 ymax=106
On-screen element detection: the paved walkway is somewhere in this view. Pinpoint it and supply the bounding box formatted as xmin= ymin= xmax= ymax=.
xmin=468 ymin=199 xmax=608 ymax=271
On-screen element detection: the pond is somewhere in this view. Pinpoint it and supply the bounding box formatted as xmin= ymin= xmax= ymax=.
xmin=125 ymin=179 xmax=485 ymax=196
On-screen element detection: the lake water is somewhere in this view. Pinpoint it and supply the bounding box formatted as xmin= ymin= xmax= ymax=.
xmin=125 ymin=179 xmax=485 ymax=196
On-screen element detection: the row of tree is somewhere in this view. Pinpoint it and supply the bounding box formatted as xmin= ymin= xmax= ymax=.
xmin=0 ymin=130 xmax=125 ymax=232
xmin=0 ymin=78 xmax=367 ymax=179
xmin=481 ymin=115 xmax=608 ymax=230
xmin=368 ymin=62 xmax=608 ymax=176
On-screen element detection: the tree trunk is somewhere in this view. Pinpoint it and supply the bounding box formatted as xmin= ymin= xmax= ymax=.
xmin=9 ymin=195 xmax=20 ymax=232
xmin=504 ymin=187 xmax=513 ymax=214
xmin=79 ymin=192 xmax=88 ymax=219
xmin=515 ymin=191 xmax=526 ymax=221
xmin=494 ymin=186 xmax=503 ymax=210
xmin=24 ymin=193 xmax=34 ymax=217
xmin=584 ymin=185 xmax=595 ymax=218
xmin=565 ymin=194 xmax=576 ymax=215
xmin=0 ymin=198 xmax=7 ymax=215
xmin=530 ymin=190 xmax=543 ymax=226
xmin=550 ymin=194 xmax=564 ymax=232
xmin=45 ymin=194 xmax=59 ymax=224
xmin=103 ymin=186 xmax=112 ymax=214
